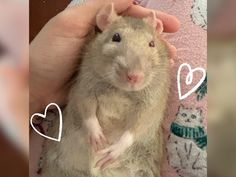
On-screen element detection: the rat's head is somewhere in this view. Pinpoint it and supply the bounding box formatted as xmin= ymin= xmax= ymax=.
xmin=174 ymin=105 xmax=204 ymax=128
xmin=90 ymin=3 xmax=168 ymax=91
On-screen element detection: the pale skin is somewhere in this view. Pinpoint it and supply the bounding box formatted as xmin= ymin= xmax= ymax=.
xmin=30 ymin=0 xmax=179 ymax=170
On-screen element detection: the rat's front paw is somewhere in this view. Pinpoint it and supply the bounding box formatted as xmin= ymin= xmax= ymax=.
xmin=85 ymin=118 xmax=108 ymax=152
xmin=95 ymin=143 xmax=123 ymax=170
xmin=95 ymin=131 xmax=134 ymax=170
xmin=89 ymin=128 xmax=107 ymax=152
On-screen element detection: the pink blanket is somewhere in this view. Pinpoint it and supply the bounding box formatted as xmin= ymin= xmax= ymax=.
xmin=142 ymin=0 xmax=207 ymax=177
xmin=30 ymin=1 xmax=207 ymax=177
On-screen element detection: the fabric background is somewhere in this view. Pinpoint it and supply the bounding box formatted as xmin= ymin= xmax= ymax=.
xmin=142 ymin=1 xmax=207 ymax=177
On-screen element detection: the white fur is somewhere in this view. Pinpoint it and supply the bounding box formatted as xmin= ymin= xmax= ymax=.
xmin=114 ymin=131 xmax=134 ymax=157
xmin=85 ymin=117 xmax=101 ymax=133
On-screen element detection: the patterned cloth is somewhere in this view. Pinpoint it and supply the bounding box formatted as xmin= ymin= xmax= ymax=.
xmin=142 ymin=0 xmax=207 ymax=177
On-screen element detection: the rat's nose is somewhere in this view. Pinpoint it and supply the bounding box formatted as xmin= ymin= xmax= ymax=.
xmin=127 ymin=72 xmax=143 ymax=84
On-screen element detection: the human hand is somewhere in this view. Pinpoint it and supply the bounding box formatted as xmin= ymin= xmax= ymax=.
xmin=30 ymin=0 xmax=180 ymax=114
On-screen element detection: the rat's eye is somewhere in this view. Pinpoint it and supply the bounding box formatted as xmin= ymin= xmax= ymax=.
xmin=112 ymin=33 xmax=121 ymax=42
xmin=181 ymin=113 xmax=187 ymax=117
xmin=191 ymin=114 xmax=197 ymax=119
xmin=149 ymin=41 xmax=155 ymax=47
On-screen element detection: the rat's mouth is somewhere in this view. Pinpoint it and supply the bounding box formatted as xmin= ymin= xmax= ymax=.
xmin=118 ymin=79 xmax=148 ymax=91
xmin=110 ymin=71 xmax=149 ymax=91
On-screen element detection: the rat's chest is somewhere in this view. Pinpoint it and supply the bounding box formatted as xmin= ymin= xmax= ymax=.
xmin=96 ymin=90 xmax=137 ymax=121
xmin=95 ymin=90 xmax=140 ymax=138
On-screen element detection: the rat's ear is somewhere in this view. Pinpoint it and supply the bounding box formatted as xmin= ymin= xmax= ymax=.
xmin=96 ymin=3 xmax=118 ymax=31
xmin=144 ymin=11 xmax=164 ymax=34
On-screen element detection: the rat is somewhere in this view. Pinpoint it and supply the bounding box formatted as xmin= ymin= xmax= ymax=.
xmin=41 ymin=3 xmax=171 ymax=177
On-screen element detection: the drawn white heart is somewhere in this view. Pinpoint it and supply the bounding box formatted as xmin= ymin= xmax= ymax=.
xmin=177 ymin=63 xmax=206 ymax=100
xmin=30 ymin=103 xmax=63 ymax=142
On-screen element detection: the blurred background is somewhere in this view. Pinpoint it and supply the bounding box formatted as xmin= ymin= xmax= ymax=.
xmin=0 ymin=0 xmax=28 ymax=176
xmin=208 ymin=0 xmax=236 ymax=177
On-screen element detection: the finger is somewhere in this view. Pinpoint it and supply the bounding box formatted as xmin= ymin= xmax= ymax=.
xmin=95 ymin=140 xmax=100 ymax=152
xmin=112 ymin=0 xmax=134 ymax=13
xmin=91 ymin=137 xmax=98 ymax=152
xmin=123 ymin=5 xmax=180 ymax=33
xmin=96 ymin=137 xmax=104 ymax=150
xmin=99 ymin=136 xmax=106 ymax=149
xmin=169 ymin=44 xmax=177 ymax=59
xmin=99 ymin=134 xmax=108 ymax=145
xmin=101 ymin=158 xmax=114 ymax=170
xmin=98 ymin=147 xmax=111 ymax=155
xmin=95 ymin=154 xmax=112 ymax=168
xmin=160 ymin=38 xmax=177 ymax=59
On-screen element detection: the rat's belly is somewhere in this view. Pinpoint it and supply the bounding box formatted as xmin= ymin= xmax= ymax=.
xmin=96 ymin=92 xmax=135 ymax=139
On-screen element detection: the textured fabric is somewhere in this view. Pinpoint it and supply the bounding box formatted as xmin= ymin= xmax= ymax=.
xmin=171 ymin=122 xmax=207 ymax=150
xmin=142 ymin=0 xmax=207 ymax=177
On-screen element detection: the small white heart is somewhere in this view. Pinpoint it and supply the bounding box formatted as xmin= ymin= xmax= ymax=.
xmin=30 ymin=103 xmax=63 ymax=142
xmin=177 ymin=63 xmax=206 ymax=100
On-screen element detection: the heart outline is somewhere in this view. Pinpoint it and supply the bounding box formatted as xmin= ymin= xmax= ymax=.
xmin=30 ymin=103 xmax=63 ymax=142
xmin=177 ymin=63 xmax=206 ymax=100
